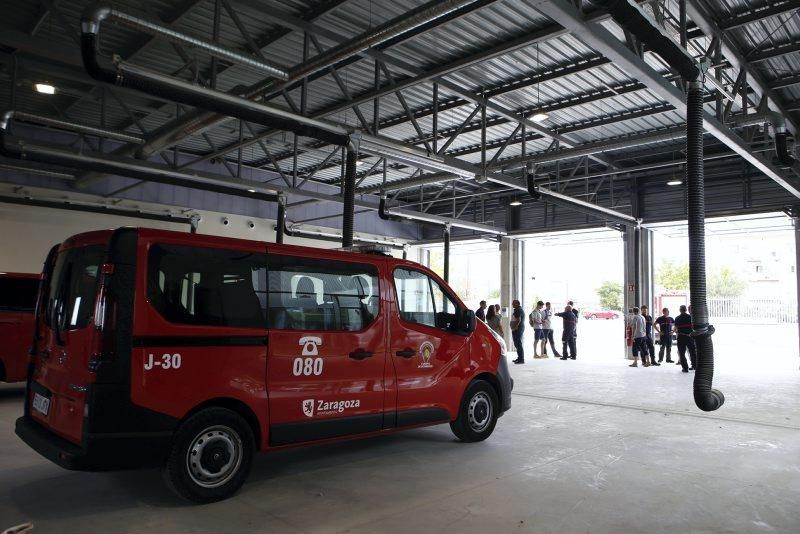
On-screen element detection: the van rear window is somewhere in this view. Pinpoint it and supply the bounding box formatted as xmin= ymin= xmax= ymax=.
xmin=0 ymin=277 xmax=39 ymax=312
xmin=45 ymin=245 xmax=106 ymax=330
xmin=147 ymin=244 xmax=268 ymax=329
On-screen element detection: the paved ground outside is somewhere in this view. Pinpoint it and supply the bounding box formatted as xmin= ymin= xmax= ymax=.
xmin=516 ymin=318 xmax=799 ymax=375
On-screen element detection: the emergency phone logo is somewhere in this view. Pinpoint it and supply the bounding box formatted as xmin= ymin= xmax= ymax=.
xmin=302 ymin=399 xmax=315 ymax=417
xmin=418 ymin=341 xmax=434 ymax=368
xmin=300 ymin=336 xmax=321 ymax=356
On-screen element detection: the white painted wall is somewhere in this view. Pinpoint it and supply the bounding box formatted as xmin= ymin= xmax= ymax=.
xmin=0 ymin=185 xmax=406 ymax=273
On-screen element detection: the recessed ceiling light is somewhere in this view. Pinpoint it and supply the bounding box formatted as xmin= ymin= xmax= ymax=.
xmin=531 ymin=113 xmax=549 ymax=123
xmin=34 ymin=83 xmax=56 ymax=95
xmin=247 ymin=188 xmax=256 ymax=193
xmin=509 ymin=199 xmax=522 ymax=206
xmin=355 ymin=160 xmax=364 ymax=166
xmin=667 ymin=180 xmax=683 ymax=186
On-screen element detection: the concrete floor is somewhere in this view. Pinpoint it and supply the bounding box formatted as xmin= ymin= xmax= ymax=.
xmin=1 ymin=357 xmax=798 ymax=533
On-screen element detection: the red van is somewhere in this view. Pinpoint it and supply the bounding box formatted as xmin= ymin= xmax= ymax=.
xmin=16 ymin=227 xmax=512 ymax=502
xmin=0 ymin=272 xmax=40 ymax=383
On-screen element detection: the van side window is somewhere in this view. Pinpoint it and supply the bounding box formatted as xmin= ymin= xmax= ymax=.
xmin=0 ymin=278 xmax=39 ymax=312
xmin=147 ymin=244 xmax=267 ymax=328
xmin=267 ymin=255 xmax=379 ymax=331
xmin=393 ymin=268 xmax=458 ymax=330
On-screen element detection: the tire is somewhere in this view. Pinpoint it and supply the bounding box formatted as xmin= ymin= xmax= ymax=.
xmin=163 ymin=407 xmax=255 ymax=504
xmin=450 ymin=380 xmax=499 ymax=442
xmin=590 ymin=314 xmax=597 ymax=319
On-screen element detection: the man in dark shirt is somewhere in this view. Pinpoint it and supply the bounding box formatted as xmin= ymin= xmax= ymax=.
xmin=555 ymin=305 xmax=577 ymax=360
xmin=674 ymin=304 xmax=696 ymax=373
xmin=475 ymin=300 xmax=487 ymax=322
xmin=640 ymin=305 xmax=660 ymax=366
xmin=510 ymin=299 xmax=526 ymax=364
xmin=654 ymin=308 xmax=675 ymax=363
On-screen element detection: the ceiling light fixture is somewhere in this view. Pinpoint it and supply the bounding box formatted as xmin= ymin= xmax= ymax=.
xmin=355 ymin=160 xmax=364 ymax=166
xmin=509 ymin=198 xmax=522 ymax=206
xmin=34 ymin=83 xmax=56 ymax=95
xmin=247 ymin=189 xmax=256 ymax=193
xmin=531 ymin=113 xmax=549 ymax=123
xmin=666 ymin=179 xmax=683 ymax=186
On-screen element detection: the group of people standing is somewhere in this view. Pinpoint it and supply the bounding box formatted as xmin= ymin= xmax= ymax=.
xmin=628 ymin=304 xmax=696 ymax=373
xmin=475 ymin=299 xmax=579 ymax=364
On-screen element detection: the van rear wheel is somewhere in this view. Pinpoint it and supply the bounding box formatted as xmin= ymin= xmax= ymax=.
xmin=450 ymin=380 xmax=499 ymax=442
xmin=163 ymin=407 xmax=254 ymax=503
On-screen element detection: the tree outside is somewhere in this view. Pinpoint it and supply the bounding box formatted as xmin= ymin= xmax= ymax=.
xmin=596 ymin=281 xmax=623 ymax=311
xmin=709 ymin=267 xmax=747 ymax=297
xmin=656 ymin=259 xmax=690 ymax=290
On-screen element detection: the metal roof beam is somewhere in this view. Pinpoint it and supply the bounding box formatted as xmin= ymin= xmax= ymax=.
xmin=531 ymin=0 xmax=800 ymax=199
xmin=684 ymin=0 xmax=798 ymax=136
xmin=718 ymin=0 xmax=800 ymax=31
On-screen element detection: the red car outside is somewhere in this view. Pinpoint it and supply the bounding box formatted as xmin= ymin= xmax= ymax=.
xmin=583 ymin=310 xmax=620 ymax=320
xmin=0 ymin=272 xmax=40 ymax=383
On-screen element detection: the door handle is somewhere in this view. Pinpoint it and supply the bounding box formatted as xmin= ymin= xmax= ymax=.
xmin=349 ymin=350 xmax=374 ymax=360
xmin=396 ymin=349 xmax=416 ymax=358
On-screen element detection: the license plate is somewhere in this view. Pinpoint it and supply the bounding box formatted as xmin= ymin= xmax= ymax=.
xmin=32 ymin=393 xmax=50 ymax=416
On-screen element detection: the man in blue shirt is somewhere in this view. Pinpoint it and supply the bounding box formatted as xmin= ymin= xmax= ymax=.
xmin=674 ymin=305 xmax=696 ymax=373
xmin=555 ymin=305 xmax=578 ymax=360
xmin=654 ymin=307 xmax=675 ymax=363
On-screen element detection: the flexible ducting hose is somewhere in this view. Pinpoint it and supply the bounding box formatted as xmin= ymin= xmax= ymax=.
xmin=686 ymin=81 xmax=724 ymax=412
xmin=775 ymin=132 xmax=795 ymax=166
xmin=342 ymin=150 xmax=357 ymax=248
xmin=80 ymin=34 xmax=351 ymax=148
xmin=276 ymin=198 xmax=286 ymax=244
xmin=585 ymin=0 xmax=701 ymax=82
xmin=526 ymin=172 xmax=542 ymax=200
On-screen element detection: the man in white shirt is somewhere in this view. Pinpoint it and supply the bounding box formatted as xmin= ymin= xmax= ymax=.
xmin=628 ymin=307 xmax=650 ymax=368
xmin=529 ymin=301 xmax=546 ymax=359
xmin=542 ymin=302 xmax=561 ymax=358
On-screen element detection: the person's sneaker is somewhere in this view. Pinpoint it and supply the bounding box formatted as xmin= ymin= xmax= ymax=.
xmin=643 ymin=362 xmax=650 ymax=367
xmin=570 ymin=357 xmax=576 ymax=360
xmin=629 ymin=362 xmax=638 ymax=367
xmin=513 ymin=359 xmax=525 ymax=364
xmin=658 ymin=358 xmax=664 ymax=363
xmin=554 ymin=354 xmax=562 ymax=358
xmin=689 ymin=367 xmax=695 ymax=371
xmin=682 ymin=369 xmax=689 ymax=373
xmin=560 ymin=357 xmax=568 ymax=361
xmin=666 ymin=359 xmax=674 ymax=363
xmin=652 ymin=362 xmax=661 ymax=366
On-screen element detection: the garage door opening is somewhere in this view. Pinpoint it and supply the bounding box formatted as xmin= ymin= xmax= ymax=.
xmin=649 ymin=212 xmax=799 ymax=376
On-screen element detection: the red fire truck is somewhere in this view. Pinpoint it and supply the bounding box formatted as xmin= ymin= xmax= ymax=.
xmin=0 ymin=272 xmax=40 ymax=383
xmin=15 ymin=228 xmax=512 ymax=503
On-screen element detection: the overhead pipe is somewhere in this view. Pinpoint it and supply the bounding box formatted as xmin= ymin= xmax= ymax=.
xmin=80 ymin=39 xmax=352 ymax=150
xmin=587 ymin=0 xmax=723 ymax=411
xmin=81 ymin=5 xmax=289 ymax=80
xmin=1 ymin=110 xmax=144 ymax=144
xmin=524 ymin=173 xmax=640 ymax=226
xmin=443 ymin=225 xmax=451 ymax=282
xmin=275 ymin=195 xmax=286 ymax=244
xmin=281 ymin=219 xmax=406 ymax=249
xmin=342 ymin=150 xmax=358 ymax=247
xmin=379 ymin=195 xmax=506 ymax=235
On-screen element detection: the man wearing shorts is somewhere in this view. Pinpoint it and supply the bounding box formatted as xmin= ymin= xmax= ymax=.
xmin=529 ymin=301 xmax=546 ymax=358
xmin=542 ymin=302 xmax=561 ymax=358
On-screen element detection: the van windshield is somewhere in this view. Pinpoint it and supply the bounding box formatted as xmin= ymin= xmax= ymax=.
xmin=44 ymin=245 xmax=106 ymax=332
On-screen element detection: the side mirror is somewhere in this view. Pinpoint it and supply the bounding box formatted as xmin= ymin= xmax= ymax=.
xmin=463 ymin=309 xmax=476 ymax=333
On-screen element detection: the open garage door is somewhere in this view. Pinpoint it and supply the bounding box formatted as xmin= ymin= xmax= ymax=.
xmin=648 ymin=212 xmax=799 ymax=375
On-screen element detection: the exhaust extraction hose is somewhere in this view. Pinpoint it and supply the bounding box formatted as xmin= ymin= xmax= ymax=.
xmin=686 ymin=81 xmax=724 ymax=412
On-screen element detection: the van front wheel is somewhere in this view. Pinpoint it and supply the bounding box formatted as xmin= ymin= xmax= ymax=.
xmin=163 ymin=407 xmax=255 ymax=503
xmin=450 ymin=380 xmax=499 ymax=442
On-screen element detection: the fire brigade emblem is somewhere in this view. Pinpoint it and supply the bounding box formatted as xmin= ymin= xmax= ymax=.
xmin=302 ymin=399 xmax=315 ymax=417
xmin=418 ymin=341 xmax=434 ymax=368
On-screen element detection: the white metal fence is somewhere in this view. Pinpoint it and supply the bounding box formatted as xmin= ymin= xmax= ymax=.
xmin=708 ymin=297 xmax=798 ymax=324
